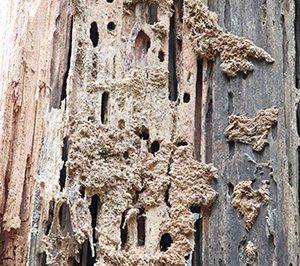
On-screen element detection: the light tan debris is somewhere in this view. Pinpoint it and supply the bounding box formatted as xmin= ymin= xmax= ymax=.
xmin=185 ymin=0 xmax=274 ymax=77
xmin=224 ymin=107 xmax=279 ymax=151
xmin=232 ymin=181 xmax=270 ymax=229
xmin=246 ymin=241 xmax=257 ymax=265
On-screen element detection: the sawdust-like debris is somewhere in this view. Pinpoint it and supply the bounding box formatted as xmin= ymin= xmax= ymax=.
xmin=246 ymin=241 xmax=257 ymax=265
xmin=63 ymin=113 xmax=218 ymax=265
xmin=232 ymin=181 xmax=270 ymax=229
xmin=185 ymin=0 xmax=274 ymax=77
xmin=224 ymin=107 xmax=278 ymax=151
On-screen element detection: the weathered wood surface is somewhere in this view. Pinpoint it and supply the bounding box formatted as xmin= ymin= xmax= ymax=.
xmin=203 ymin=0 xmax=299 ymax=265
xmin=0 ymin=0 xmax=299 ymax=265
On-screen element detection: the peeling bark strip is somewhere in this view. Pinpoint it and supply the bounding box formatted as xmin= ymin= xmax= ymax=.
xmin=224 ymin=107 xmax=279 ymax=151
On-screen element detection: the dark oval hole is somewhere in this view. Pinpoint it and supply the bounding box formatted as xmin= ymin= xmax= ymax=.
xmin=183 ymin=93 xmax=190 ymax=103
xmin=150 ymin=141 xmax=160 ymax=154
xmin=107 ymin=21 xmax=116 ymax=31
xmin=160 ymin=233 xmax=173 ymax=252
xmin=90 ymin=22 xmax=99 ymax=47
xmin=107 ymin=0 xmax=114 ymax=2
xmin=227 ymin=182 xmax=234 ymax=196
xmin=89 ymin=195 xmax=100 ymax=228
xmin=123 ymin=151 xmax=129 ymax=159
xmin=139 ymin=127 xmax=150 ymax=140
xmin=158 ymin=50 xmax=165 ymax=62
xmin=190 ymin=204 xmax=200 ymax=213
xmin=176 ymin=141 xmax=188 ymax=147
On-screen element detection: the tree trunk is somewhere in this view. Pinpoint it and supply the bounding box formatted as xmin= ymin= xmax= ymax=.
xmin=0 ymin=0 xmax=299 ymax=265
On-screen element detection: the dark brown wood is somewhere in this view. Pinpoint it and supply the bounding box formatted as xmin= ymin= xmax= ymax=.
xmin=204 ymin=0 xmax=299 ymax=265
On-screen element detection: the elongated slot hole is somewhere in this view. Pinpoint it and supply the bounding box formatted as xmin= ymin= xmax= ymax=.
xmin=191 ymin=204 xmax=201 ymax=266
xmin=60 ymin=16 xmax=73 ymax=107
xmin=59 ymin=137 xmax=68 ymax=191
xmin=228 ymin=140 xmax=235 ymax=158
xmin=164 ymin=184 xmax=171 ymax=207
xmin=147 ymin=3 xmax=158 ymax=24
xmin=101 ymin=92 xmax=109 ymax=124
xmin=228 ymin=91 xmax=234 ymax=115
xmin=205 ymin=62 xmax=213 ymax=163
xmin=227 ymin=183 xmax=234 ymax=196
xmin=168 ymin=4 xmax=178 ymax=101
xmin=45 ymin=199 xmax=55 ymax=235
xmin=40 ymin=251 xmax=47 ymax=266
xmin=137 ymin=208 xmax=146 ymax=246
xmin=90 ymin=22 xmax=99 ymax=47
xmin=80 ymin=239 xmax=95 ymax=266
xmin=177 ymin=0 xmax=183 ymax=22
xmin=89 ymin=195 xmax=100 ymax=244
xmin=120 ymin=212 xmax=128 ymax=248
xmin=194 ymin=58 xmax=203 ymax=161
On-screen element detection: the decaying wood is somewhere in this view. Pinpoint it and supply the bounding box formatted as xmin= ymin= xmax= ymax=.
xmin=0 ymin=0 xmax=299 ymax=265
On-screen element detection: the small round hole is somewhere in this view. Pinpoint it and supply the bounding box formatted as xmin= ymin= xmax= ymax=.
xmin=183 ymin=93 xmax=190 ymax=103
xmin=107 ymin=0 xmax=113 ymax=2
xmin=107 ymin=22 xmax=116 ymax=31
xmin=158 ymin=50 xmax=165 ymax=62
xmin=150 ymin=141 xmax=160 ymax=154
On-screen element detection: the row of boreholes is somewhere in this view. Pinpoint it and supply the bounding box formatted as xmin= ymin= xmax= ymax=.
xmin=57 ymin=0 xmax=197 ymax=264
xmin=53 ymin=140 xmax=199 ymax=265
xmin=88 ymin=2 xmax=193 ymax=104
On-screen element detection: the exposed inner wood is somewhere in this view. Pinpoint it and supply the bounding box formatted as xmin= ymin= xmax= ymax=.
xmin=0 ymin=0 xmax=299 ymax=265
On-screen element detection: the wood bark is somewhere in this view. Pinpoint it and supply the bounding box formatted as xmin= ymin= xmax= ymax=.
xmin=0 ymin=0 xmax=299 ymax=265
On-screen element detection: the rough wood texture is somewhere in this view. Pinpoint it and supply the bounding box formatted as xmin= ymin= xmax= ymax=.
xmin=0 ymin=0 xmax=299 ymax=265
xmin=0 ymin=1 xmax=71 ymax=265
xmin=204 ymin=0 xmax=299 ymax=265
